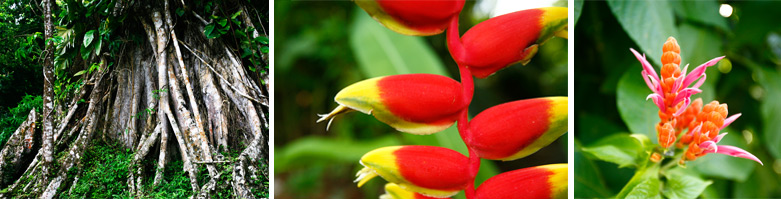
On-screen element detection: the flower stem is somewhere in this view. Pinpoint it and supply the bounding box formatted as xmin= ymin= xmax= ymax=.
xmin=449 ymin=14 xmax=479 ymax=199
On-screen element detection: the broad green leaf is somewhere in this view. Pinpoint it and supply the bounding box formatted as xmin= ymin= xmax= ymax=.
xmin=733 ymin=161 xmax=780 ymax=198
xmin=94 ymin=37 xmax=102 ymax=55
xmin=255 ymin=36 xmax=269 ymax=45
xmin=662 ymin=167 xmax=712 ymax=199
xmin=231 ymin=10 xmax=242 ymax=19
xmin=575 ymin=141 xmax=614 ymax=198
xmin=688 ymin=128 xmax=757 ymax=181
xmin=274 ymin=135 xmax=401 ymax=173
xmin=626 ymin=177 xmax=662 ymax=199
xmin=73 ymin=70 xmax=87 ymax=77
xmin=581 ymin=133 xmax=645 ymax=168
xmin=672 ymin=0 xmax=729 ymax=31
xmin=218 ymin=18 xmax=228 ymax=27
xmin=617 ymin=161 xmax=659 ymax=198
xmin=617 ymin=67 xmax=660 ymax=143
xmin=756 ymin=68 xmax=781 ymax=159
xmin=607 ymin=0 xmax=677 ymax=67
xmin=260 ymin=46 xmax=269 ymax=53
xmin=349 ymin=8 xmax=447 ymax=76
xmin=204 ymin=23 xmax=217 ymax=39
xmin=83 ymin=30 xmax=96 ymax=48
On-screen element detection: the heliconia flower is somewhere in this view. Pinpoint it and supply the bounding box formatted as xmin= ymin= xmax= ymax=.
xmin=355 ymin=0 xmax=465 ymax=36
xmin=679 ymin=100 xmax=762 ymax=165
xmin=467 ymin=97 xmax=567 ymax=161
xmin=631 ymin=37 xmax=724 ymax=118
xmin=456 ymin=7 xmax=567 ymax=78
xmin=355 ymin=146 xmax=471 ymax=198
xmin=318 ymin=74 xmax=468 ymax=135
xmin=474 ymin=164 xmax=568 ymax=199
xmin=380 ymin=183 xmax=450 ymax=199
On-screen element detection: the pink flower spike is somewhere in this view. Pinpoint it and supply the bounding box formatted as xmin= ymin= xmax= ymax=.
xmin=681 ymin=56 xmax=725 ymax=89
xmin=700 ymin=141 xmax=718 ymax=153
xmin=712 ymin=133 xmax=728 ymax=143
xmin=642 ymin=71 xmax=662 ymax=95
xmin=646 ymin=94 xmax=665 ymax=112
xmin=672 ymin=87 xmax=703 ymax=107
xmin=722 ymin=113 xmax=742 ymax=130
xmin=630 ymin=48 xmax=660 ymax=85
xmin=672 ymin=64 xmax=690 ymax=93
xmin=686 ymin=122 xmax=704 ymax=138
xmin=673 ymin=97 xmax=691 ymax=117
xmin=714 ymin=145 xmax=764 ymax=165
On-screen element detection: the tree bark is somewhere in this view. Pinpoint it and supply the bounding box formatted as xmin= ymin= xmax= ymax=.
xmin=0 ymin=1 xmax=269 ymax=197
xmin=40 ymin=0 xmax=55 ymax=195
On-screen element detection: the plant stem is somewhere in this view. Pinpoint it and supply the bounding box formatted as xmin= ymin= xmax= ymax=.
xmin=448 ymin=14 xmax=479 ymax=199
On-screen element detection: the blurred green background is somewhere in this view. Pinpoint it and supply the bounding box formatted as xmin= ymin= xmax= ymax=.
xmin=575 ymin=0 xmax=781 ymax=198
xmin=274 ymin=0 xmax=567 ymax=198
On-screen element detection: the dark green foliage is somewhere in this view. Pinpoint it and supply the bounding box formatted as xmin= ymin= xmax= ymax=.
xmin=144 ymin=161 xmax=193 ymax=198
xmin=66 ymin=140 xmax=133 ymax=198
xmin=0 ymin=95 xmax=42 ymax=148
xmin=0 ymin=0 xmax=44 ymax=108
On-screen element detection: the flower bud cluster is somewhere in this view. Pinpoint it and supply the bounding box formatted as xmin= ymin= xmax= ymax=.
xmin=319 ymin=1 xmax=569 ymax=198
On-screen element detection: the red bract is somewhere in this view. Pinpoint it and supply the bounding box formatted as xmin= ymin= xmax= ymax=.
xmin=458 ymin=7 xmax=567 ymax=78
xmin=356 ymin=145 xmax=471 ymax=197
xmin=319 ymin=74 xmax=467 ymax=135
xmin=474 ymin=164 xmax=568 ymax=199
xmin=355 ymin=0 xmax=465 ymax=36
xmin=468 ymin=97 xmax=568 ymax=160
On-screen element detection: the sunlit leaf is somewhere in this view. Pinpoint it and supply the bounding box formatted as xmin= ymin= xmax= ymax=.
xmin=616 ymin=67 xmax=660 ymax=142
xmin=83 ymin=30 xmax=96 ymax=48
xmin=662 ymin=167 xmax=712 ymax=199
xmin=581 ymin=133 xmax=645 ymax=168
xmin=607 ymin=0 xmax=677 ymax=67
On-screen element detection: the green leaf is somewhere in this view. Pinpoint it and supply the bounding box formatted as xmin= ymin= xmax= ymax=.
xmin=83 ymin=30 xmax=96 ymax=48
xmin=672 ymin=0 xmax=729 ymax=31
xmin=581 ymin=133 xmax=645 ymax=168
xmin=607 ymin=0 xmax=677 ymax=67
xmin=94 ymin=37 xmax=102 ymax=55
xmin=575 ymin=141 xmax=614 ymax=198
xmin=218 ymin=18 xmax=228 ymax=27
xmin=626 ymin=177 xmax=662 ymax=199
xmin=204 ymin=23 xmax=217 ymax=39
xmin=274 ymin=135 xmax=401 ymax=173
xmin=662 ymin=167 xmax=712 ymax=199
xmin=74 ymin=70 xmax=87 ymax=77
xmin=260 ymin=46 xmax=269 ymax=53
xmin=176 ymin=8 xmax=185 ymax=16
xmin=617 ymin=162 xmax=660 ymax=198
xmin=616 ymin=66 xmax=661 ymax=143
xmin=255 ymin=36 xmax=269 ymax=45
xmin=231 ymin=10 xmax=242 ymax=19
xmin=756 ymin=68 xmax=781 ymax=159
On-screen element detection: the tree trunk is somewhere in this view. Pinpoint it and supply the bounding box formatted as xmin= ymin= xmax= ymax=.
xmin=40 ymin=0 xmax=55 ymax=196
xmin=0 ymin=0 xmax=269 ymax=197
